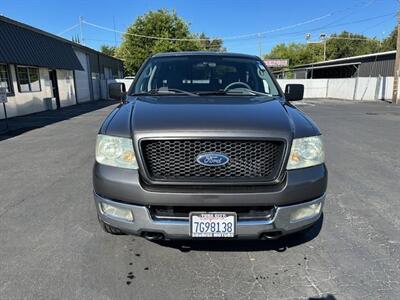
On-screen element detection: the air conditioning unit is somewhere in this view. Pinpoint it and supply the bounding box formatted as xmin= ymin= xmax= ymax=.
xmin=44 ymin=97 xmax=57 ymax=110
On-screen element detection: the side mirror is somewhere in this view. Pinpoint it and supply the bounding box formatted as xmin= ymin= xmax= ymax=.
xmin=109 ymin=82 xmax=127 ymax=102
xmin=285 ymin=84 xmax=304 ymax=101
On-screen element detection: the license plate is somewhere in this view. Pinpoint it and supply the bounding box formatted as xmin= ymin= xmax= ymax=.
xmin=190 ymin=212 xmax=237 ymax=238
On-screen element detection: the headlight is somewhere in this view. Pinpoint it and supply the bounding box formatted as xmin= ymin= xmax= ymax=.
xmin=95 ymin=134 xmax=138 ymax=169
xmin=287 ymin=136 xmax=325 ymax=170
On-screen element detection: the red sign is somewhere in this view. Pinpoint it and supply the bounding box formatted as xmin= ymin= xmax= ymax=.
xmin=264 ymin=59 xmax=289 ymax=68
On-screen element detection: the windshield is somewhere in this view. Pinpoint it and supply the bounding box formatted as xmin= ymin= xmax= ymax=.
xmin=131 ymin=55 xmax=281 ymax=96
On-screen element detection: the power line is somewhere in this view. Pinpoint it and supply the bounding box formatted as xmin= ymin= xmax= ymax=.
xmin=221 ymin=14 xmax=333 ymax=40
xmin=57 ymin=23 xmax=79 ymax=36
xmin=327 ymin=36 xmax=380 ymax=41
xmin=224 ymin=0 xmax=379 ymax=41
xmin=72 ymin=2 xmax=392 ymax=46
xmin=271 ymin=12 xmax=395 ymax=39
xmin=225 ymin=11 xmax=396 ymax=45
xmin=71 ymin=2 xmax=394 ymax=55
xmin=85 ymin=37 xmax=224 ymax=51
xmin=361 ymin=16 xmax=396 ymax=35
xmin=82 ymin=13 xmax=333 ymax=42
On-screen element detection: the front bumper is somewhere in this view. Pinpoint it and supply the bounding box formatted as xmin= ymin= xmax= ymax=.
xmin=93 ymin=163 xmax=327 ymax=207
xmin=94 ymin=192 xmax=325 ymax=239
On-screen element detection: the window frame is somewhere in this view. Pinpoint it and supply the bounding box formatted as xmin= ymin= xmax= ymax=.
xmin=15 ymin=65 xmax=42 ymax=93
xmin=0 ymin=63 xmax=14 ymax=96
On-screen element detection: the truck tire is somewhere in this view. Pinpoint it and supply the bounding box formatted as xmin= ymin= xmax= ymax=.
xmin=97 ymin=215 xmax=125 ymax=235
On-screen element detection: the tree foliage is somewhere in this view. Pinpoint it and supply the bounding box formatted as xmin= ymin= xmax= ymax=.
xmin=265 ymin=30 xmax=390 ymax=68
xmin=265 ymin=43 xmax=323 ymax=67
xmin=326 ymin=31 xmax=380 ymax=60
xmin=381 ymin=28 xmax=397 ymax=51
xmin=100 ymin=45 xmax=117 ymax=57
xmin=116 ymin=9 xmax=224 ymax=74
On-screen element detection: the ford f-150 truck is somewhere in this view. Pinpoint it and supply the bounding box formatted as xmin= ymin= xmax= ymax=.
xmin=93 ymin=52 xmax=327 ymax=240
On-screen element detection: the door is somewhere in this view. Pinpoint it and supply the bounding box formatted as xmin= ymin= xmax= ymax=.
xmin=49 ymin=70 xmax=60 ymax=109
xmin=74 ymin=51 xmax=91 ymax=102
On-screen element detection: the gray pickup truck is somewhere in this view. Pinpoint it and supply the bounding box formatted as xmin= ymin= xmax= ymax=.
xmin=93 ymin=52 xmax=327 ymax=240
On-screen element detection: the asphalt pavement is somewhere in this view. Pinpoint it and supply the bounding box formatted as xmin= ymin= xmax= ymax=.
xmin=0 ymin=99 xmax=399 ymax=299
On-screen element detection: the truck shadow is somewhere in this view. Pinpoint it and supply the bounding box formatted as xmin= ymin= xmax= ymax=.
xmin=309 ymin=295 xmax=336 ymax=300
xmin=156 ymin=214 xmax=323 ymax=252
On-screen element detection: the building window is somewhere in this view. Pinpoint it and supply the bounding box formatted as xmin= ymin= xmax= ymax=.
xmin=16 ymin=66 xmax=41 ymax=92
xmin=0 ymin=64 xmax=13 ymax=95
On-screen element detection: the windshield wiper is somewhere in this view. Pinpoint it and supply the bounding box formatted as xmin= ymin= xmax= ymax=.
xmin=233 ymin=88 xmax=271 ymax=96
xmin=131 ymin=88 xmax=198 ymax=97
xmin=195 ymin=90 xmax=228 ymax=96
xmin=196 ymin=89 xmax=271 ymax=96
xmin=162 ymin=88 xmax=199 ymax=96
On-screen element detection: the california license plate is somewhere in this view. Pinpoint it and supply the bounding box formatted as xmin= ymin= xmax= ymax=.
xmin=190 ymin=212 xmax=237 ymax=238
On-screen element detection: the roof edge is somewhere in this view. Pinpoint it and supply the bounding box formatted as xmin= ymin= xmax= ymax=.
xmin=293 ymin=50 xmax=396 ymax=69
xmin=152 ymin=51 xmax=259 ymax=59
xmin=0 ymin=15 xmax=123 ymax=63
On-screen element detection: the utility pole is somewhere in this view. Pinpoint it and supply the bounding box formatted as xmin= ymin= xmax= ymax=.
xmin=79 ymin=16 xmax=84 ymax=45
xmin=320 ymin=33 xmax=327 ymax=61
xmin=305 ymin=33 xmax=327 ymax=61
xmin=258 ymin=33 xmax=262 ymax=58
xmin=392 ymin=11 xmax=400 ymax=104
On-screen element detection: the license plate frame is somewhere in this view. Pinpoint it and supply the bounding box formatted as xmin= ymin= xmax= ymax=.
xmin=189 ymin=212 xmax=237 ymax=238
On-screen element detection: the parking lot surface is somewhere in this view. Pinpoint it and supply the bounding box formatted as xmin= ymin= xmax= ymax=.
xmin=1 ymin=99 xmax=399 ymax=299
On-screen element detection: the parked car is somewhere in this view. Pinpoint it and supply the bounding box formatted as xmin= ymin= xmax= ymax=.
xmin=93 ymin=52 xmax=327 ymax=240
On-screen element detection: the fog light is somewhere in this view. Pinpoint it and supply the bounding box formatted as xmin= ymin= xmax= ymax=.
xmin=290 ymin=202 xmax=321 ymax=223
xmin=101 ymin=203 xmax=134 ymax=221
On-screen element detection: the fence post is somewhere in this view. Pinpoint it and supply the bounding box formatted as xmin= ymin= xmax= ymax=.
xmin=325 ymin=79 xmax=329 ymax=98
xmin=353 ymin=77 xmax=359 ymax=101
xmin=375 ymin=76 xmax=382 ymax=101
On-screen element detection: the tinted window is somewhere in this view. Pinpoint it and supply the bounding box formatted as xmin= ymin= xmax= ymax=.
xmin=133 ymin=56 xmax=279 ymax=96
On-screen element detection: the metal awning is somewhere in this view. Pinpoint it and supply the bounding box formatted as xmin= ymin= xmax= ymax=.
xmin=0 ymin=19 xmax=83 ymax=70
xmin=304 ymin=62 xmax=361 ymax=70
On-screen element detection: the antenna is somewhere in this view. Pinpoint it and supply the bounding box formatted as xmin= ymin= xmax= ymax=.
xmin=113 ymin=16 xmax=117 ymax=47
xmin=79 ymin=16 xmax=84 ymax=45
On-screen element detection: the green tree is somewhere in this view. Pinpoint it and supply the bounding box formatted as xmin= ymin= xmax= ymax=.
xmin=326 ymin=31 xmax=381 ymax=60
xmin=264 ymin=43 xmax=323 ymax=68
xmin=265 ymin=31 xmax=382 ymax=67
xmin=100 ymin=45 xmax=117 ymax=57
xmin=198 ymin=33 xmax=225 ymax=52
xmin=381 ymin=28 xmax=397 ymax=51
xmin=117 ymin=9 xmax=224 ymax=74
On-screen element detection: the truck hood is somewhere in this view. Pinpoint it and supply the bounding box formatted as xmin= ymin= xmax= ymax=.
xmin=131 ymin=96 xmax=293 ymax=139
xmin=102 ymin=96 xmax=320 ymax=140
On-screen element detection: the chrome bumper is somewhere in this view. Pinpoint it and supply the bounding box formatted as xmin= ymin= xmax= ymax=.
xmin=94 ymin=193 xmax=325 ymax=239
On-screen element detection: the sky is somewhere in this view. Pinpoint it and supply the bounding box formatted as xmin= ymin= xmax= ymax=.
xmin=0 ymin=0 xmax=397 ymax=56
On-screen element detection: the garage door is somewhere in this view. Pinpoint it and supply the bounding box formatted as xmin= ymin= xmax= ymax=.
xmin=74 ymin=50 xmax=91 ymax=102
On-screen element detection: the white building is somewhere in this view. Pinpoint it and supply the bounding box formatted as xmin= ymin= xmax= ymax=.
xmin=0 ymin=16 xmax=124 ymax=119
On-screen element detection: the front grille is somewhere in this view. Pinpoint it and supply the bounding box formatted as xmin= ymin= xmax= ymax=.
xmin=149 ymin=206 xmax=275 ymax=221
xmin=140 ymin=139 xmax=285 ymax=184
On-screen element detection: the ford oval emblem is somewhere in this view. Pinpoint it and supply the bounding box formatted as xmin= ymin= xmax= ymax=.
xmin=196 ymin=152 xmax=229 ymax=167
